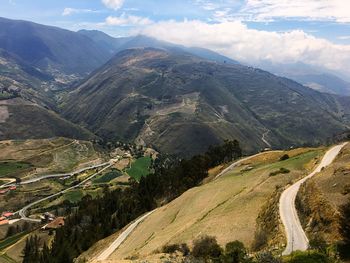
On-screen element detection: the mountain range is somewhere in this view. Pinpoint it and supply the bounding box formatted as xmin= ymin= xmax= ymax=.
xmin=0 ymin=17 xmax=349 ymax=155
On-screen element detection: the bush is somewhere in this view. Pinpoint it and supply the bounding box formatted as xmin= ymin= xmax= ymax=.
xmin=162 ymin=243 xmax=189 ymax=256
xmin=192 ymin=235 xmax=222 ymax=259
xmin=339 ymin=198 xmax=350 ymax=259
xmin=279 ymin=154 xmax=290 ymax=161
xmin=221 ymin=240 xmax=252 ymax=263
xmin=309 ymin=236 xmax=328 ymax=254
xmin=269 ymin=168 xmax=290 ymax=176
xmin=286 ymin=251 xmax=333 ymax=263
xmin=255 ymin=252 xmax=281 ymax=263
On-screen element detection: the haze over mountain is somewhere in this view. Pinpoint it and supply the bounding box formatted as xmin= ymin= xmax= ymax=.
xmin=259 ymin=62 xmax=350 ymax=96
xmin=62 ymin=47 xmax=350 ymax=155
xmin=0 ymin=17 xmax=111 ymax=76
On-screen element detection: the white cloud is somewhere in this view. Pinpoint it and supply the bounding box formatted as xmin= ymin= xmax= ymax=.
xmin=105 ymin=14 xmax=153 ymax=26
xmin=240 ymin=0 xmax=350 ymax=23
xmin=62 ymin=8 xmax=98 ymax=16
xmin=102 ymin=0 xmax=124 ymax=10
xmin=141 ymin=20 xmax=350 ymax=75
xmin=338 ymin=36 xmax=350 ymax=40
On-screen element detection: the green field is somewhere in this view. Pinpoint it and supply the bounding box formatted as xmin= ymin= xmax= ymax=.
xmin=0 ymin=232 xmax=28 ymax=251
xmin=93 ymin=170 xmax=121 ymax=184
xmin=63 ymin=190 xmax=83 ymax=203
xmin=126 ymin=157 xmax=152 ymax=181
xmin=0 ymin=162 xmax=31 ymax=177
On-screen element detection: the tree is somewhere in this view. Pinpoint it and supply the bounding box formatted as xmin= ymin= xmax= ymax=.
xmin=222 ymin=241 xmax=252 ymax=263
xmin=22 ymin=235 xmax=41 ymax=263
xmin=255 ymin=252 xmax=281 ymax=263
xmin=192 ymin=235 xmax=222 ymax=260
xmin=339 ymin=198 xmax=350 ymax=258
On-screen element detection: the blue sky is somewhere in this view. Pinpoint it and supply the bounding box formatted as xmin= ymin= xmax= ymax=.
xmin=1 ymin=0 xmax=349 ymax=43
xmin=1 ymin=0 xmax=350 ymax=76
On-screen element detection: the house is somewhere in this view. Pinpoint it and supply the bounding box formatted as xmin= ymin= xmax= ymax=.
xmin=2 ymin=212 xmax=14 ymax=218
xmin=41 ymin=217 xmax=65 ymax=230
xmin=0 ymin=219 xmax=9 ymax=226
xmin=9 ymin=186 xmax=16 ymax=191
xmin=0 ymin=189 xmax=8 ymax=195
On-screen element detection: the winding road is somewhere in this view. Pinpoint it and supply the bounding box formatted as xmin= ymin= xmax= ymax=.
xmin=279 ymin=142 xmax=348 ymax=255
xmin=0 ymin=162 xmax=110 ymax=189
xmin=96 ymin=210 xmax=156 ymax=261
xmin=15 ymin=161 xmax=115 ymax=222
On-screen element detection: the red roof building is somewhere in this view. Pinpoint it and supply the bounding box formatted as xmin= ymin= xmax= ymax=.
xmin=9 ymin=186 xmax=16 ymax=191
xmin=0 ymin=220 xmax=9 ymax=226
xmin=2 ymin=212 xmax=14 ymax=218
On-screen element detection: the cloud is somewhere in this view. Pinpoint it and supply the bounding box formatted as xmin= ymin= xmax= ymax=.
xmin=338 ymin=36 xmax=350 ymax=40
xmin=62 ymin=8 xmax=98 ymax=16
xmin=240 ymin=0 xmax=350 ymax=23
xmin=105 ymin=14 xmax=153 ymax=26
xmin=102 ymin=0 xmax=124 ymax=10
xmin=141 ymin=20 xmax=350 ymax=75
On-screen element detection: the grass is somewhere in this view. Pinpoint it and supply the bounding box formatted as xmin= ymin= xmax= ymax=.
xmin=269 ymin=167 xmax=290 ymax=176
xmin=0 ymin=232 xmax=28 ymax=251
xmin=63 ymin=190 xmax=83 ymax=203
xmin=126 ymin=157 xmax=152 ymax=181
xmin=93 ymin=170 xmax=121 ymax=184
xmin=103 ymin=148 xmax=325 ymax=261
xmin=0 ymin=162 xmax=31 ymax=177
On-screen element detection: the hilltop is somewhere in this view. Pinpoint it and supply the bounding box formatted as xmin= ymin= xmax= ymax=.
xmin=63 ymin=47 xmax=350 ymax=156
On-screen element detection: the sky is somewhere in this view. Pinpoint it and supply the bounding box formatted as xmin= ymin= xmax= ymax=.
xmin=1 ymin=0 xmax=350 ymax=77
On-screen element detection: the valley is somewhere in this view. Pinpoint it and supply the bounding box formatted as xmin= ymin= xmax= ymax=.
xmin=0 ymin=9 xmax=349 ymax=263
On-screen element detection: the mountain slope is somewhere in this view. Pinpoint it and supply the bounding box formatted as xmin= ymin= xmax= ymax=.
xmin=62 ymin=48 xmax=350 ymax=155
xmin=0 ymin=17 xmax=111 ymax=75
xmin=260 ymin=62 xmax=350 ymax=96
xmin=79 ymin=31 xmax=239 ymax=65
xmin=0 ymin=98 xmax=94 ymax=140
xmin=80 ymin=148 xmax=324 ymax=261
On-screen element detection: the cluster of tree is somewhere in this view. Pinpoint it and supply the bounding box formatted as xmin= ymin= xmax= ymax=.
xmin=163 ymin=235 xmax=338 ymax=263
xmin=162 ymin=235 xmax=279 ymax=263
xmin=22 ymin=140 xmax=242 ymax=263
xmin=5 ymin=221 xmax=36 ymax=238
xmin=339 ymin=198 xmax=350 ymax=259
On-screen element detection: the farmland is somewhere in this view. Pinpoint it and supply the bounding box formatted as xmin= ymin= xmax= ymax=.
xmin=126 ymin=157 xmax=152 ymax=181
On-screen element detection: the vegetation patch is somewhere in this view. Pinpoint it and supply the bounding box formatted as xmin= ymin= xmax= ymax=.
xmin=63 ymin=190 xmax=83 ymax=203
xmin=126 ymin=157 xmax=152 ymax=181
xmin=93 ymin=170 xmax=121 ymax=184
xmin=0 ymin=161 xmax=31 ymax=177
xmin=269 ymin=167 xmax=290 ymax=176
xmin=0 ymin=231 xmax=28 ymax=251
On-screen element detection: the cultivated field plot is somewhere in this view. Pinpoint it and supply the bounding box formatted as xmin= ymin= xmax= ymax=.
xmin=106 ymin=148 xmax=325 ymax=260
xmin=0 ymin=138 xmax=104 ymax=177
xmin=126 ymin=157 xmax=152 ymax=181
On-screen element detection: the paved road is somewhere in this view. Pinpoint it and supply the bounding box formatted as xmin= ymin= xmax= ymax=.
xmin=215 ymin=150 xmax=283 ymax=179
xmin=0 ymin=162 xmax=110 ymax=189
xmin=96 ymin=210 xmax=156 ymax=261
xmin=280 ymin=142 xmax=348 ymax=255
xmin=16 ymin=162 xmax=114 ymax=222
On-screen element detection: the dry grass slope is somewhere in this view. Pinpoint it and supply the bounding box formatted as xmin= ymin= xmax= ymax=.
xmin=83 ymin=147 xmax=325 ymax=262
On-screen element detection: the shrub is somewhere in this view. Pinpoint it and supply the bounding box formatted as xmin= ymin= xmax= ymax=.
xmin=279 ymin=154 xmax=290 ymax=161
xmin=309 ymin=236 xmax=328 ymax=254
xmin=162 ymin=243 xmax=189 ymax=256
xmin=255 ymin=251 xmax=281 ymax=263
xmin=286 ymin=251 xmax=332 ymax=263
xmin=222 ymin=240 xmax=252 ymax=263
xmin=339 ymin=198 xmax=350 ymax=259
xmin=192 ymin=235 xmax=222 ymax=259
xmin=269 ymin=168 xmax=290 ymax=176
